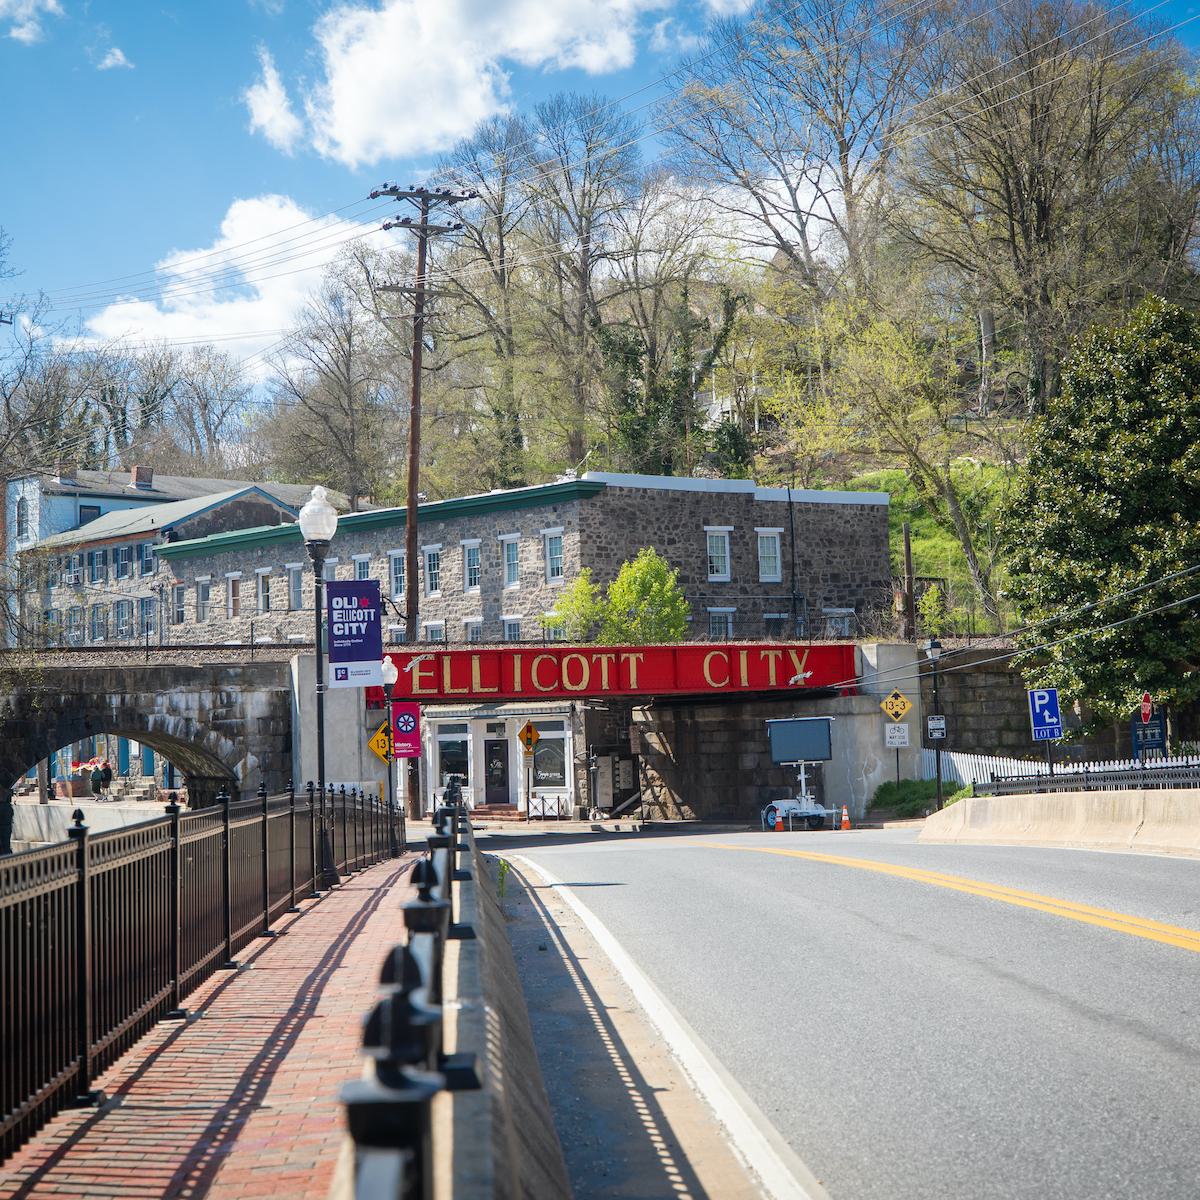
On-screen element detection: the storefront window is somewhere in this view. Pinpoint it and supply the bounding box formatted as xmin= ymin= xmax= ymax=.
xmin=437 ymin=723 xmax=470 ymax=787
xmin=532 ymin=720 xmax=566 ymax=788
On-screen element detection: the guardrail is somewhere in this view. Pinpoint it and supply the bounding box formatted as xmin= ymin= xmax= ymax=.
xmin=341 ymin=804 xmax=479 ymax=1200
xmin=977 ymin=760 xmax=1200 ymax=795
xmin=0 ymin=782 xmax=401 ymax=1162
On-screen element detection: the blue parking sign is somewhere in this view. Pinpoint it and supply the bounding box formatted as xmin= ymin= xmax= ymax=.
xmin=1028 ymin=688 xmax=1064 ymax=742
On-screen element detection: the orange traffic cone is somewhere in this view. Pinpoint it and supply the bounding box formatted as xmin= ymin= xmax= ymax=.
xmin=774 ymin=807 xmax=784 ymax=832
xmin=840 ymin=805 xmax=851 ymax=831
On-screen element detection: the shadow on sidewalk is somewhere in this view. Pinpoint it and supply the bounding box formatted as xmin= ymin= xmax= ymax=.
xmin=3 ymin=857 xmax=414 ymax=1200
xmin=505 ymin=864 xmax=713 ymax=1200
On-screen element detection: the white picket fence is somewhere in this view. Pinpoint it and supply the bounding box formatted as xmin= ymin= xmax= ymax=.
xmin=919 ymin=748 xmax=1200 ymax=787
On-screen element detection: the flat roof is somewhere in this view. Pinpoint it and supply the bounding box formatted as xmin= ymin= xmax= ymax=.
xmin=582 ymin=471 xmax=889 ymax=506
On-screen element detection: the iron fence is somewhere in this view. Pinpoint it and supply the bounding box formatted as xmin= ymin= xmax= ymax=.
xmin=341 ymin=804 xmax=479 ymax=1200
xmin=1 ymin=781 xmax=399 ymax=1162
xmin=977 ymin=760 xmax=1200 ymax=795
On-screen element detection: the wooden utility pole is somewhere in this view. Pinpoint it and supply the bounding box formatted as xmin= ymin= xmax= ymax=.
xmin=371 ymin=183 xmax=475 ymax=817
xmin=902 ymin=522 xmax=917 ymax=640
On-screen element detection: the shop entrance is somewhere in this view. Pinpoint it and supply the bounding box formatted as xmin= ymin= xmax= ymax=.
xmin=483 ymin=740 xmax=510 ymax=805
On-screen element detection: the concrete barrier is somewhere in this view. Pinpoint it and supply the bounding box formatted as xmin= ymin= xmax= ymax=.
xmin=919 ymin=789 xmax=1200 ymax=857
xmin=12 ymin=798 xmax=167 ymax=845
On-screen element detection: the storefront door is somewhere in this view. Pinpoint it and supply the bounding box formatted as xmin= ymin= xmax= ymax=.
xmin=484 ymin=740 xmax=509 ymax=805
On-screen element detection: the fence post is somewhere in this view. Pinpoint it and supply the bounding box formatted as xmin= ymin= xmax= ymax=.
xmin=259 ymin=781 xmax=272 ymax=936
xmin=67 ymin=810 xmax=104 ymax=1107
xmin=287 ymin=779 xmax=300 ymax=913
xmin=307 ymin=780 xmax=320 ymax=897
xmin=340 ymin=784 xmax=349 ymax=875
xmin=220 ymin=788 xmax=237 ymax=969
xmin=165 ymin=795 xmax=187 ymax=1019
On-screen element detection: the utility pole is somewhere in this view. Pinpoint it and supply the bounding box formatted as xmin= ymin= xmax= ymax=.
xmin=371 ymin=183 xmax=475 ymax=818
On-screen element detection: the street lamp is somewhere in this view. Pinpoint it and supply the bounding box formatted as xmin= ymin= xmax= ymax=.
xmin=925 ymin=637 xmax=944 ymax=811
xmin=299 ymin=485 xmax=339 ymax=884
xmin=380 ymin=654 xmax=403 ymax=855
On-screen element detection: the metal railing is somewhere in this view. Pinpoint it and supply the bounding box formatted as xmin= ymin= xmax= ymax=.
xmin=341 ymin=804 xmax=480 ymax=1200
xmin=977 ymin=759 xmax=1200 ymax=795
xmin=1 ymin=781 xmax=400 ymax=1162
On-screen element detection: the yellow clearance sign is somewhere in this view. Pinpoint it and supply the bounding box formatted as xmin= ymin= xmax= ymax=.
xmin=881 ymin=690 xmax=912 ymax=722
xmin=367 ymin=722 xmax=391 ymax=763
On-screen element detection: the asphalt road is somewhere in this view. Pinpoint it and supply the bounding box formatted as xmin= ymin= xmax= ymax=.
xmin=500 ymin=828 xmax=1200 ymax=1200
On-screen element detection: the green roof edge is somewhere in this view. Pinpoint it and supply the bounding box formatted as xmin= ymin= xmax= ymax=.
xmin=156 ymin=479 xmax=607 ymax=560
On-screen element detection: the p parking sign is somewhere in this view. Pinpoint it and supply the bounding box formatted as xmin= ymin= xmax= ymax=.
xmin=1028 ymin=688 xmax=1064 ymax=742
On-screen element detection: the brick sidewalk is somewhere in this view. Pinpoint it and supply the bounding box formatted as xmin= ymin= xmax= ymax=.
xmin=0 ymin=856 xmax=415 ymax=1200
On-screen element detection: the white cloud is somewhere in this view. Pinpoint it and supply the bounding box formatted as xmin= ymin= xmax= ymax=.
xmin=243 ymin=47 xmax=304 ymax=154
xmin=2 ymin=0 xmax=63 ymax=44
xmin=97 ymin=46 xmax=133 ymax=70
xmin=649 ymin=17 xmax=702 ymax=55
xmin=82 ymin=195 xmax=388 ymax=378
xmin=253 ymin=0 xmax=671 ymax=169
xmin=702 ymin=0 xmax=753 ymax=13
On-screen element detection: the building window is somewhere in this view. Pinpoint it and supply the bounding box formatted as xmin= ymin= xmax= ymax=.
xmin=502 ymin=617 xmax=521 ymax=641
xmin=87 ymin=549 xmax=107 ymax=584
xmin=465 ymin=619 xmax=483 ymax=643
xmin=114 ymin=545 xmax=133 ymax=580
xmin=15 ymin=497 xmax=29 ymax=541
xmin=387 ymin=624 xmax=407 ymax=644
xmin=757 ymin=530 xmax=782 ymax=583
xmin=323 ymin=558 xmax=338 ymax=582
xmin=256 ymin=571 xmax=271 ymax=614
xmin=543 ymin=530 xmax=564 ymax=583
xmin=543 ymin=618 xmax=565 ymax=642
xmin=764 ymin=613 xmax=790 ymax=640
xmin=139 ymin=542 xmax=156 ymax=576
xmin=196 ymin=580 xmax=211 ymax=622
xmin=226 ymin=575 xmax=241 ymax=619
xmin=705 ymin=528 xmax=731 ymax=582
xmin=707 ymin=608 xmax=735 ymax=638
xmin=78 ymin=504 xmax=101 ymax=526
xmin=43 ymin=609 xmax=59 ymax=644
xmin=533 ymin=720 xmax=567 ymax=788
xmin=424 ymin=547 xmax=442 ymax=596
xmin=139 ymin=597 xmax=157 ymax=637
xmin=354 ymin=556 xmax=371 ymax=581
xmin=114 ymin=600 xmax=134 ymax=640
xmin=463 ymin=542 xmax=481 ymax=591
xmin=501 ymin=536 xmax=520 ymax=588
xmin=63 ymin=554 xmax=82 ymax=587
xmin=287 ymin=565 xmax=303 ymax=611
xmin=424 ymin=621 xmax=445 ymax=642
xmin=436 ymin=723 xmax=470 ymax=789
xmin=822 ymin=608 xmax=856 ymax=638
xmin=67 ymin=606 xmax=84 ymax=645
xmin=171 ymin=585 xmax=186 ymax=625
xmin=389 ymin=552 xmax=404 ymax=600
xmin=89 ymin=605 xmax=108 ymax=642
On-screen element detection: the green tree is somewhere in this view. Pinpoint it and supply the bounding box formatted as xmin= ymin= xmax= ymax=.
xmin=542 ymin=569 xmax=606 ymax=642
xmin=600 ymin=548 xmax=690 ymax=644
xmin=1003 ymin=300 xmax=1200 ymax=718
xmin=917 ymin=584 xmax=948 ymax=637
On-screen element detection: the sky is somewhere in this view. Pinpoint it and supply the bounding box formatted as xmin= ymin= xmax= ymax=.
xmin=3 ymin=0 xmax=1200 ymax=374
xmin=0 ymin=0 xmax=744 ymax=367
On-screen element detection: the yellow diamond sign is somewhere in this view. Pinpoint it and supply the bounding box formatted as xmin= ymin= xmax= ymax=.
xmin=367 ymin=721 xmax=391 ymax=764
xmin=881 ymin=690 xmax=912 ymax=722
xmin=518 ymin=720 xmax=540 ymax=753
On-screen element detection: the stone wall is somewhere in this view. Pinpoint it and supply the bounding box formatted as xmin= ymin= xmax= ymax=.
xmin=579 ymin=484 xmax=892 ymax=640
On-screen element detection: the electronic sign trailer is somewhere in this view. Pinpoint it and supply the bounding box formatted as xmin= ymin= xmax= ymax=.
xmin=763 ymin=717 xmax=836 ymax=830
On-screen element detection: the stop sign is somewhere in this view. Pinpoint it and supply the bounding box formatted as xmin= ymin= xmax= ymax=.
xmin=1141 ymin=692 xmax=1153 ymax=724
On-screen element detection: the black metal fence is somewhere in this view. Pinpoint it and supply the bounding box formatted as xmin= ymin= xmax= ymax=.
xmin=341 ymin=804 xmax=478 ymax=1200
xmin=1 ymin=782 xmax=400 ymax=1162
xmin=978 ymin=760 xmax=1200 ymax=796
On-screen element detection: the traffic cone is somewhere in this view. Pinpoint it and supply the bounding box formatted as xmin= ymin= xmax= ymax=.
xmin=774 ymin=807 xmax=784 ymax=832
xmin=840 ymin=805 xmax=851 ymax=831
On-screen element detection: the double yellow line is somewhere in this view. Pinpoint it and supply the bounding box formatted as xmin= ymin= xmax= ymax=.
xmin=707 ymin=844 xmax=1200 ymax=955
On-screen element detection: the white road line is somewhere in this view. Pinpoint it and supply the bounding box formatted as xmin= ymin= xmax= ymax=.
xmin=512 ymin=854 xmax=830 ymax=1200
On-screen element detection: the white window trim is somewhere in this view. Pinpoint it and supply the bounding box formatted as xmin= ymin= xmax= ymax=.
xmin=497 ymin=532 xmax=520 ymax=541
xmin=462 ymin=541 xmax=481 ymax=593
xmin=224 ymin=571 xmax=242 ymax=579
xmin=543 ymin=529 xmax=565 ymax=586
xmin=195 ymin=575 xmax=212 ymax=583
xmin=459 ymin=538 xmax=482 ymax=547
xmin=351 ymin=553 xmax=371 ymax=562
xmin=423 ymin=620 xmax=446 ymax=641
xmin=756 ymin=529 xmax=783 ymax=584
xmin=764 ymin=612 xmax=790 ymax=620
xmin=539 ymin=526 xmax=564 ymax=537
xmin=254 ymin=566 xmax=272 ymax=575
xmin=387 ymin=550 xmax=405 ymax=598
xmin=754 ymin=526 xmax=784 ymax=534
xmin=705 ymin=528 xmax=732 ymax=583
xmin=707 ymin=605 xmax=737 ymax=613
xmin=424 ymin=546 xmax=442 ymax=597
xmin=284 ymin=561 xmax=303 ymax=570
xmin=500 ymin=534 xmax=521 ymax=590
xmin=421 ymin=543 xmax=443 ymax=553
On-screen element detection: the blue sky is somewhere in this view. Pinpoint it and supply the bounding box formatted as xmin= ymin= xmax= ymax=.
xmin=0 ymin=0 xmax=733 ymax=364
xmin=2 ymin=0 xmax=1198 ymax=368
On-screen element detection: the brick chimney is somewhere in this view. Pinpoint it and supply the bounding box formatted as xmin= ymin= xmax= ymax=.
xmin=130 ymin=465 xmax=155 ymax=489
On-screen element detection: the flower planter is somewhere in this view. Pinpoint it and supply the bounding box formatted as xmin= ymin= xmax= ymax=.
xmin=55 ymin=779 xmax=92 ymax=799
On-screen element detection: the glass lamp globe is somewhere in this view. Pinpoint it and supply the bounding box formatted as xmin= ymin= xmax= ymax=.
xmin=380 ymin=656 xmax=399 ymax=688
xmin=298 ymin=485 xmax=339 ymax=543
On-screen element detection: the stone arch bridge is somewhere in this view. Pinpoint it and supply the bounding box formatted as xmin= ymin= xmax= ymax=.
xmin=0 ymin=652 xmax=294 ymax=807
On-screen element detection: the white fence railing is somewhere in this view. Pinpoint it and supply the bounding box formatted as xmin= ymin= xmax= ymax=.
xmin=919 ymin=748 xmax=1200 ymax=788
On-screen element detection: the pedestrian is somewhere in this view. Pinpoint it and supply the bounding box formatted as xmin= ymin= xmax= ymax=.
xmin=101 ymin=760 xmax=113 ymax=796
xmin=90 ymin=765 xmax=103 ymax=798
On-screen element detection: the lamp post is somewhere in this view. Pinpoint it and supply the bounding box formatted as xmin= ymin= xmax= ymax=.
xmin=925 ymin=637 xmax=944 ymax=811
xmin=299 ymin=485 xmax=340 ymax=885
xmin=380 ymin=654 xmax=403 ymax=856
